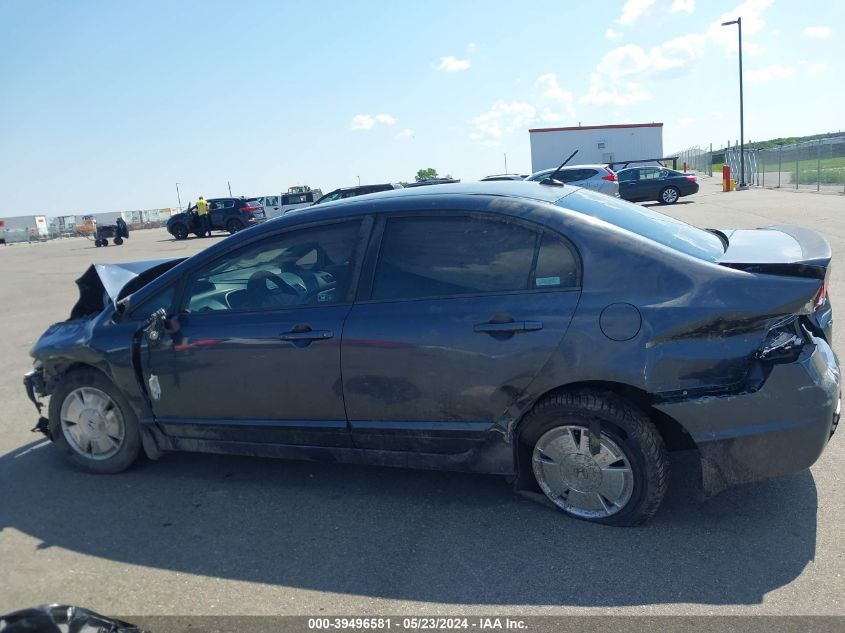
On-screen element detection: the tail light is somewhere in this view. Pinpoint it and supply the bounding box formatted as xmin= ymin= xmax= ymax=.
xmin=814 ymin=280 xmax=828 ymax=309
xmin=602 ymin=169 xmax=617 ymax=182
xmin=242 ymin=204 xmax=262 ymax=212
xmin=685 ymin=175 xmax=697 ymax=182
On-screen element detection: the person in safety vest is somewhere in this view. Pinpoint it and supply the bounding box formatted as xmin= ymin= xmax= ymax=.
xmin=196 ymin=196 xmax=210 ymax=237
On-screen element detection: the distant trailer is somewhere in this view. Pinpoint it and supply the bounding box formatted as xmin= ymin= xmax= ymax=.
xmin=0 ymin=215 xmax=49 ymax=244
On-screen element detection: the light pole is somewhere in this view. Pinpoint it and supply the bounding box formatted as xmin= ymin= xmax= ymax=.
xmin=175 ymin=182 xmax=183 ymax=210
xmin=357 ymin=176 xmax=361 ymax=186
xmin=722 ymin=17 xmax=746 ymax=188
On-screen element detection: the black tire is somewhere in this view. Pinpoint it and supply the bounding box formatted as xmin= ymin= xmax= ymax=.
xmin=519 ymin=390 xmax=668 ymax=526
xmin=170 ymin=223 xmax=188 ymax=240
xmin=194 ymin=231 xmax=204 ymax=238
xmin=47 ymin=368 xmax=142 ymax=474
xmin=659 ymin=186 xmax=680 ymax=205
xmin=114 ymin=236 xmax=123 ymax=245
xmin=101 ymin=238 xmax=109 ymax=246
xmin=226 ymin=218 xmax=243 ymax=234
xmin=94 ymin=239 xmax=102 ymax=247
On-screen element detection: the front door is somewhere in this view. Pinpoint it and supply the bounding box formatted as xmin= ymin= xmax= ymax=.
xmin=144 ymin=218 xmax=366 ymax=446
xmin=341 ymin=213 xmax=581 ymax=455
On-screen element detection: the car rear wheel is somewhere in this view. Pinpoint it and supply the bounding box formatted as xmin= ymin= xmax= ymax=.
xmin=226 ymin=218 xmax=243 ymax=234
xmin=520 ymin=391 xmax=668 ymax=526
xmin=114 ymin=236 xmax=123 ymax=245
xmin=170 ymin=223 xmax=188 ymax=240
xmin=48 ymin=368 xmax=142 ymax=474
xmin=659 ymin=186 xmax=680 ymax=204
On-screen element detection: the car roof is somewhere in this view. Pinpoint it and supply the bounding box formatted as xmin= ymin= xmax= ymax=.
xmin=282 ymin=182 xmax=573 ymax=219
xmin=616 ymin=165 xmax=672 ymax=171
xmin=534 ymin=164 xmax=609 ymax=172
xmin=332 ymin=183 xmax=396 ymax=192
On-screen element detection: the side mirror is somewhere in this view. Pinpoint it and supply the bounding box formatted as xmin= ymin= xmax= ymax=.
xmin=143 ymin=308 xmax=168 ymax=345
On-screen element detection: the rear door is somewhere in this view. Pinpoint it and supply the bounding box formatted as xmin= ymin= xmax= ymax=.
xmin=209 ymin=199 xmax=234 ymax=229
xmin=341 ymin=211 xmax=581 ymax=455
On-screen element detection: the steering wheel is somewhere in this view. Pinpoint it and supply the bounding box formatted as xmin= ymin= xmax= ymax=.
xmin=247 ymin=270 xmax=300 ymax=308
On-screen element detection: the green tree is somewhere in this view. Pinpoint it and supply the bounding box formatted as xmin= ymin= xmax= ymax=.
xmin=415 ymin=167 xmax=439 ymax=182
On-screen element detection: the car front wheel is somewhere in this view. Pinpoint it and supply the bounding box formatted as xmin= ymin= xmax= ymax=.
xmin=170 ymin=223 xmax=188 ymax=240
xmin=48 ymin=368 xmax=142 ymax=474
xmin=520 ymin=391 xmax=668 ymax=526
xmin=659 ymin=186 xmax=680 ymax=204
xmin=226 ymin=219 xmax=243 ymax=234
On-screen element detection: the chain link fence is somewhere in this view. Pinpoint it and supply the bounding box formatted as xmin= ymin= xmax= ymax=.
xmin=755 ymin=136 xmax=845 ymax=193
xmin=674 ymin=145 xmax=714 ymax=176
xmin=674 ymin=135 xmax=845 ymax=193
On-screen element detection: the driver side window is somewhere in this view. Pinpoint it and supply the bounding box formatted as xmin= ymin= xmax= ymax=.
xmin=182 ymin=220 xmax=362 ymax=313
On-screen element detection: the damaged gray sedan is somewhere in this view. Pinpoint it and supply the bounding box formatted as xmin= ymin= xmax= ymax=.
xmin=23 ymin=182 xmax=840 ymax=525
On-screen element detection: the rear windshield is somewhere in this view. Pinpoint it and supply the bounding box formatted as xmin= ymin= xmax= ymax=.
xmin=557 ymin=189 xmax=725 ymax=261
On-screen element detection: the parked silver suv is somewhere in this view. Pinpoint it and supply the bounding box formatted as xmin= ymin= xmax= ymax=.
xmin=526 ymin=164 xmax=619 ymax=196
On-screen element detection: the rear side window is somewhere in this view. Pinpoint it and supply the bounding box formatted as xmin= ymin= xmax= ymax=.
xmin=535 ymin=233 xmax=578 ymax=288
xmin=371 ymin=215 xmax=579 ymax=301
xmin=564 ymin=169 xmax=598 ymax=182
xmin=558 ymin=189 xmax=725 ymax=261
xmin=373 ymin=216 xmax=535 ymax=300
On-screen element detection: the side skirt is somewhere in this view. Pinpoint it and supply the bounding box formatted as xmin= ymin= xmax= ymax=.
xmin=146 ymin=426 xmax=515 ymax=476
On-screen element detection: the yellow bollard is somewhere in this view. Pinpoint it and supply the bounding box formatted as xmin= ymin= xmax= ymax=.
xmin=730 ymin=178 xmax=735 ymax=191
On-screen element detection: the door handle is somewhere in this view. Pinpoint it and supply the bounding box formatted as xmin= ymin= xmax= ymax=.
xmin=474 ymin=321 xmax=543 ymax=333
xmin=280 ymin=329 xmax=333 ymax=341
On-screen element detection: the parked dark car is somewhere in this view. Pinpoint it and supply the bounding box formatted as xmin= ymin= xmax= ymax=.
xmin=616 ymin=166 xmax=699 ymax=204
xmin=166 ymin=198 xmax=263 ymax=240
xmin=313 ymin=183 xmax=402 ymax=205
xmin=24 ymin=182 xmax=838 ymax=526
xmin=480 ymin=174 xmax=527 ymax=181
xmin=403 ymin=178 xmax=460 ymax=187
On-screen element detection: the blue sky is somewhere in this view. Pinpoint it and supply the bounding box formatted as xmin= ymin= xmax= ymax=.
xmin=0 ymin=0 xmax=841 ymax=215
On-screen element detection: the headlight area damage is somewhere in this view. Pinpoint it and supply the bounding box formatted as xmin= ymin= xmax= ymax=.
xmin=23 ymin=258 xmax=182 ymax=430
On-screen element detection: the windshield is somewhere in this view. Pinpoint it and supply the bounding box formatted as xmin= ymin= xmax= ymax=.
xmin=557 ymin=189 xmax=726 ymax=261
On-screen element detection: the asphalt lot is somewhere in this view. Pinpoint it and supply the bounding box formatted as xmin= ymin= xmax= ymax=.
xmin=1 ymin=178 xmax=843 ymax=617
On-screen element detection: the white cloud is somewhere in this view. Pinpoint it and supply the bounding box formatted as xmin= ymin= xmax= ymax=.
xmin=469 ymin=100 xmax=536 ymax=142
xmin=804 ymin=26 xmax=831 ymax=39
xmin=374 ymin=113 xmax=396 ymax=125
xmin=671 ymin=0 xmax=695 ymax=12
xmin=394 ymin=128 xmax=414 ymax=140
xmin=467 ymin=42 xmax=476 ymax=52
xmin=605 ymin=28 xmax=621 ymax=39
xmin=745 ymin=64 xmax=795 ymax=82
xmin=350 ymin=115 xmax=374 ymax=131
xmin=581 ymin=75 xmax=651 ymax=106
xmin=618 ymin=0 xmax=656 ymax=24
xmin=579 ymin=34 xmax=705 ymax=105
xmin=677 ymin=116 xmax=695 ymax=128
xmin=709 ymin=0 xmax=773 ymax=54
xmin=468 ymin=73 xmax=578 ymax=143
xmin=350 ymin=113 xmax=397 ymax=131
xmin=535 ymin=73 xmax=575 ymax=119
xmin=436 ymin=56 xmax=472 ymax=72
